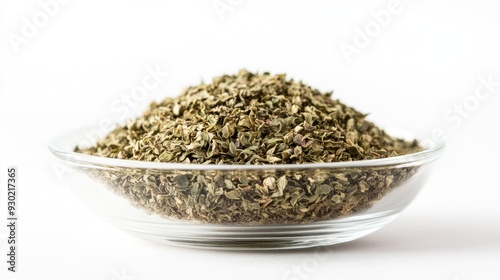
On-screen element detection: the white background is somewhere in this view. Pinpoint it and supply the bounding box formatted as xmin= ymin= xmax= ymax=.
xmin=1 ymin=0 xmax=500 ymax=279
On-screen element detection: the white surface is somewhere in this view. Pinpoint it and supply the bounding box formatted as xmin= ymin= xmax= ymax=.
xmin=1 ymin=0 xmax=500 ymax=279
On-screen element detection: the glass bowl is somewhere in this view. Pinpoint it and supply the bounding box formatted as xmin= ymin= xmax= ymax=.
xmin=49 ymin=127 xmax=443 ymax=250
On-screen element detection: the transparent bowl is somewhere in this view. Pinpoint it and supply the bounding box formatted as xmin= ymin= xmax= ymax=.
xmin=49 ymin=128 xmax=443 ymax=250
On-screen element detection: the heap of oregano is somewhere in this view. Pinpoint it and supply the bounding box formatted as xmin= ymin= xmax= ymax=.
xmin=75 ymin=70 xmax=421 ymax=224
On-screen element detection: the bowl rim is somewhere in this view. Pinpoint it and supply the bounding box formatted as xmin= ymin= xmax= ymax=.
xmin=48 ymin=127 xmax=445 ymax=170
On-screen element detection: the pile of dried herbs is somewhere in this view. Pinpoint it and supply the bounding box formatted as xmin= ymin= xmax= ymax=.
xmin=76 ymin=70 xmax=421 ymax=225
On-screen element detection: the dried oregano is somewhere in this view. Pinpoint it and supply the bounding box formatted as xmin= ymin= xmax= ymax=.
xmin=75 ymin=70 xmax=422 ymax=225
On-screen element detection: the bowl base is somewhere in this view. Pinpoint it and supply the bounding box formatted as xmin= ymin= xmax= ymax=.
xmin=107 ymin=213 xmax=398 ymax=250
